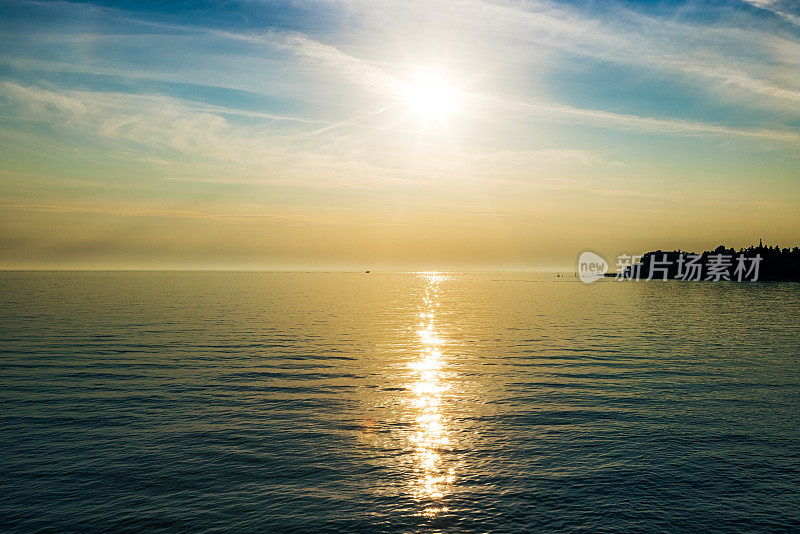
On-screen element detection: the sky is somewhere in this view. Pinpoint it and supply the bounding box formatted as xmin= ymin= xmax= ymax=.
xmin=0 ymin=0 xmax=799 ymax=270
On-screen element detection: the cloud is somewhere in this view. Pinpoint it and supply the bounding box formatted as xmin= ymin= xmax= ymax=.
xmin=470 ymin=149 xmax=617 ymax=167
xmin=247 ymin=29 xmax=800 ymax=143
xmin=321 ymin=0 xmax=800 ymax=112
xmin=492 ymin=94 xmax=800 ymax=143
xmin=281 ymin=34 xmax=400 ymax=93
xmin=4 ymin=0 xmax=800 ymax=137
xmin=742 ymin=0 xmax=800 ymax=26
xmin=0 ymin=81 xmax=410 ymax=189
xmin=0 ymin=202 xmax=334 ymax=223
xmin=2 ymin=75 xmax=799 ymax=209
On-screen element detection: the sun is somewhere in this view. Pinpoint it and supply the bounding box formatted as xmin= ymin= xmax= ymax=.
xmin=401 ymin=73 xmax=460 ymax=121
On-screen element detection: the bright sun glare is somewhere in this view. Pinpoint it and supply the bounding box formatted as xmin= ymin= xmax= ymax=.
xmin=402 ymin=74 xmax=459 ymax=120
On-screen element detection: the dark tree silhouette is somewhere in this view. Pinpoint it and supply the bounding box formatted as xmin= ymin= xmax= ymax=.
xmin=613 ymin=242 xmax=800 ymax=282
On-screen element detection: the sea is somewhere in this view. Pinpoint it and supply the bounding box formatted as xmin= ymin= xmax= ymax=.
xmin=2 ymin=271 xmax=799 ymax=532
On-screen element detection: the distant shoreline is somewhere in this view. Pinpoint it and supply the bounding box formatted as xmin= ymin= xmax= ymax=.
xmin=610 ymin=243 xmax=800 ymax=282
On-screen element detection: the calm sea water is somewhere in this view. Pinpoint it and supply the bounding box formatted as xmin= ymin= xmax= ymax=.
xmin=2 ymin=272 xmax=800 ymax=532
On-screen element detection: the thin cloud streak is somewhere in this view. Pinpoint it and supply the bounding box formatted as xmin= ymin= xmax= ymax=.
xmin=742 ymin=0 xmax=800 ymax=25
xmin=0 ymin=203 xmax=335 ymax=223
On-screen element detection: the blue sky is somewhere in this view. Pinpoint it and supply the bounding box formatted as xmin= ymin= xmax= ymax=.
xmin=0 ymin=0 xmax=799 ymax=269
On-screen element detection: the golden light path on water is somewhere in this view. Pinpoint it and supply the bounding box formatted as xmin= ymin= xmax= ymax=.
xmin=409 ymin=272 xmax=455 ymax=517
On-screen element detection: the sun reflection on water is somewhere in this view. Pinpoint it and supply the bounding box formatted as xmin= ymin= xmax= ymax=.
xmin=408 ymin=272 xmax=454 ymax=515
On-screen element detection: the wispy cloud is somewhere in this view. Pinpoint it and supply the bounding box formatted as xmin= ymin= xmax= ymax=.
xmin=269 ymin=33 xmax=800 ymax=143
xmin=281 ymin=34 xmax=400 ymax=93
xmin=0 ymin=202 xmax=335 ymax=223
xmin=493 ymin=94 xmax=800 ymax=143
xmin=0 ymin=81 xmax=404 ymax=189
xmin=742 ymin=0 xmax=800 ymax=26
xmin=6 ymin=0 xmax=800 ymax=116
xmin=321 ymin=0 xmax=800 ymax=113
